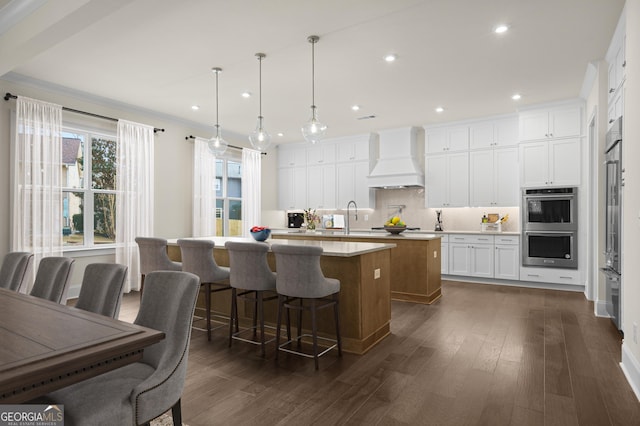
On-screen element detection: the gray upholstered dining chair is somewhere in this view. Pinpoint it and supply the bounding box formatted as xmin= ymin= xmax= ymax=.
xmin=271 ymin=244 xmax=342 ymax=370
xmin=74 ymin=263 xmax=128 ymax=318
xmin=225 ymin=241 xmax=277 ymax=356
xmin=29 ymin=256 xmax=75 ymax=304
xmin=178 ymin=238 xmax=230 ymax=341
xmin=135 ymin=237 xmax=182 ymax=298
xmin=0 ymin=251 xmax=33 ymax=293
xmin=36 ymin=270 xmax=201 ymax=426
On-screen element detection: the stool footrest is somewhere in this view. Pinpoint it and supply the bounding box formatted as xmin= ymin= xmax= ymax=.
xmin=278 ymin=334 xmax=338 ymax=359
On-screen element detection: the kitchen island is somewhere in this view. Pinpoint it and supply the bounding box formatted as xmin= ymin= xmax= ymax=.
xmin=272 ymin=231 xmax=442 ymax=304
xmin=166 ymin=237 xmax=395 ymax=355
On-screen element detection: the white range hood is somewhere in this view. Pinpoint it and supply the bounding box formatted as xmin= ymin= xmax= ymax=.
xmin=367 ymin=127 xmax=424 ymax=188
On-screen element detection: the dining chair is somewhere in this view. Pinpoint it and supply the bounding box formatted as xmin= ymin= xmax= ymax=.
xmin=135 ymin=237 xmax=182 ymax=298
xmin=178 ymin=238 xmax=230 ymax=341
xmin=74 ymin=263 xmax=128 ymax=318
xmin=29 ymin=257 xmax=75 ymax=304
xmin=271 ymin=244 xmax=342 ymax=370
xmin=225 ymin=241 xmax=277 ymax=356
xmin=36 ymin=270 xmax=200 ymax=426
xmin=0 ymin=251 xmax=33 ymax=293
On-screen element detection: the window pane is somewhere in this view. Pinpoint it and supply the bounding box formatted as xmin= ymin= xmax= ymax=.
xmin=62 ymin=135 xmax=84 ymax=189
xmin=215 ymin=159 xmax=223 ymax=197
xmin=216 ymin=199 xmax=224 ymax=237
xmin=91 ymin=137 xmax=117 ymax=190
xmin=94 ymin=193 xmax=116 ymax=244
xmin=63 ymin=191 xmax=84 ymax=246
xmin=227 ymin=161 xmax=242 ymax=198
xmin=229 ymin=200 xmax=242 ymax=236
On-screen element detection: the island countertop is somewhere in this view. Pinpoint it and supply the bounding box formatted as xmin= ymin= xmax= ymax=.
xmin=166 ymin=236 xmax=395 ymax=257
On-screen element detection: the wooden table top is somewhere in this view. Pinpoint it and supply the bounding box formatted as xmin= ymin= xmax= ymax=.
xmin=0 ymin=288 xmax=164 ymax=403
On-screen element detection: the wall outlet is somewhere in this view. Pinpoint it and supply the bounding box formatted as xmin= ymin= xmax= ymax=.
xmin=364 ymin=214 xmax=369 ymax=221
xmin=634 ymin=322 xmax=638 ymax=344
xmin=433 ymin=250 xmax=438 ymax=258
xmin=374 ymin=268 xmax=381 ymax=279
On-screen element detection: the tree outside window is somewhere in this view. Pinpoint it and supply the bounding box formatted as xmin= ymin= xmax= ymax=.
xmin=215 ymin=158 xmax=242 ymax=236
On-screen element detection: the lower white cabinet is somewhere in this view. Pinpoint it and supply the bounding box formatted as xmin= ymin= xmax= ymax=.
xmin=445 ymin=234 xmax=520 ymax=281
xmin=519 ymin=266 xmax=581 ymax=286
xmin=494 ymin=235 xmax=520 ymax=280
xmin=440 ymin=235 xmax=449 ymax=275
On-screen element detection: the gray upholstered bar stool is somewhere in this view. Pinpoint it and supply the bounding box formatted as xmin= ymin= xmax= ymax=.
xmin=178 ymin=238 xmax=231 ymax=341
xmin=225 ymin=241 xmax=277 ymax=357
xmin=271 ymin=244 xmax=342 ymax=370
xmin=135 ymin=237 xmax=182 ymax=299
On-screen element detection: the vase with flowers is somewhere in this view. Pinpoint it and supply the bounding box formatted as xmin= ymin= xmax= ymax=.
xmin=304 ymin=208 xmax=320 ymax=231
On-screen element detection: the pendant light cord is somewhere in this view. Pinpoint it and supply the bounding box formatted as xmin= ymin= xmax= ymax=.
xmin=311 ymin=39 xmax=315 ymax=108
xmin=214 ymin=69 xmax=220 ymax=134
xmin=259 ymin=54 xmax=263 ymax=118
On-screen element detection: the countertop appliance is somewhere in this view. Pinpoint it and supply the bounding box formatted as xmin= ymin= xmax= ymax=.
xmin=287 ymin=212 xmax=304 ymax=228
xmin=602 ymin=116 xmax=622 ymax=331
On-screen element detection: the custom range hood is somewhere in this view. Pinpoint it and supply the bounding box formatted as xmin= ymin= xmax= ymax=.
xmin=367 ymin=127 xmax=424 ymax=188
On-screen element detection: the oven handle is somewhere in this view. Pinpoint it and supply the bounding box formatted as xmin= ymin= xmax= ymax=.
xmin=524 ymin=231 xmax=575 ymax=236
xmin=524 ymin=194 xmax=576 ymax=200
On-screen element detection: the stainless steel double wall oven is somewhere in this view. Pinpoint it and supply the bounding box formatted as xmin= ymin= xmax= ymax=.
xmin=522 ymin=187 xmax=578 ymax=269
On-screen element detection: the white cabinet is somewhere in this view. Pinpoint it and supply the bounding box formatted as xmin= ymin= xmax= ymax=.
xmin=494 ymin=235 xmax=519 ymax=280
xmin=608 ymin=34 xmax=626 ymax=103
xmin=608 ymin=84 xmax=624 ymax=129
xmin=519 ymin=266 xmax=581 ymax=286
xmin=519 ymin=138 xmax=580 ymax=187
xmin=425 ymin=153 xmax=469 ymax=208
xmin=278 ymin=166 xmax=307 ymax=210
xmin=336 ymin=161 xmax=374 ymax=209
xmin=519 ymin=104 xmax=582 ymax=141
xmin=469 ymin=117 xmax=518 ymax=149
xmin=447 ymin=234 xmax=494 ymax=278
xmin=307 ymin=164 xmax=336 ymax=210
xmin=277 ymin=144 xmax=307 ymax=168
xmin=440 ymin=236 xmax=449 ymax=275
xmin=425 ymin=126 xmax=469 ymax=153
xmin=469 ymin=147 xmax=518 ymax=207
xmin=307 ymin=144 xmax=336 ymax=165
xmin=336 ymin=136 xmax=369 ymax=162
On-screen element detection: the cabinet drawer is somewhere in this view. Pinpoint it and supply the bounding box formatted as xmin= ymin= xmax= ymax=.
xmin=520 ymin=267 xmax=581 ymax=285
xmin=494 ymin=235 xmax=519 ymax=245
xmin=449 ymin=234 xmax=494 ymax=244
xmin=438 ymin=234 xmax=449 ymax=243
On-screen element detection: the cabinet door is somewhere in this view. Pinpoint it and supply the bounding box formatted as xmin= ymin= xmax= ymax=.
xmin=550 ymin=105 xmax=581 ymax=138
xmin=519 ymin=142 xmax=549 ymax=187
xmin=277 ymin=168 xmax=294 ymax=210
xmin=469 ymin=150 xmax=494 ymax=206
xmin=425 ymin=155 xmax=448 ymax=208
xmin=307 ymin=164 xmax=336 ymax=209
xmin=447 ymin=126 xmax=469 ymax=152
xmin=447 ymin=152 xmax=469 ymax=207
xmin=470 ymin=244 xmax=494 ymax=278
xmin=336 ymin=163 xmax=354 ymax=208
xmin=278 ymin=145 xmax=307 ymax=167
xmin=495 ymin=244 xmax=520 ymax=280
xmin=292 ymin=166 xmax=307 ymax=209
xmin=494 ymin=117 xmax=519 ymax=147
xmin=441 ymin=242 xmax=449 ymax=275
xmin=449 ymin=243 xmax=470 ymax=275
xmin=307 ymin=143 xmax=336 ymax=165
xmin=494 ymin=147 xmax=519 ymax=206
xmin=469 ymin=122 xmax=494 ymax=150
xmin=426 ymin=128 xmax=447 ymax=153
xmin=519 ymin=110 xmax=550 ymax=141
xmin=354 ymin=161 xmax=373 ymax=208
xmin=336 ymin=137 xmax=369 ymax=162
xmin=549 ymin=138 xmax=580 ymax=186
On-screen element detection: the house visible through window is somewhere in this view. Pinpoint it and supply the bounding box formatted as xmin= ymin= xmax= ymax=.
xmin=62 ymin=128 xmax=117 ymax=247
xmin=215 ymin=158 xmax=242 ymax=236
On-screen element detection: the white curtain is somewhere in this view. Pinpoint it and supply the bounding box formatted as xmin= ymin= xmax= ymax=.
xmin=115 ymin=120 xmax=154 ymax=293
xmin=192 ymin=137 xmax=216 ymax=236
xmin=12 ymin=96 xmax=63 ymax=291
xmin=241 ymin=148 xmax=262 ymax=236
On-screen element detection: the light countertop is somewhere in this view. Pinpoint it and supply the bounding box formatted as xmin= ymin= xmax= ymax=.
xmin=166 ymin=236 xmax=396 ymax=257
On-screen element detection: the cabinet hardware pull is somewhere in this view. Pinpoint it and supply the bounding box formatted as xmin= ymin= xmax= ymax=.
xmin=609 ymin=88 xmax=615 ymax=93
xmin=609 ymin=119 xmax=615 ymax=123
xmin=622 ymin=61 xmax=626 ymax=67
xmin=545 ymin=134 xmax=548 ymax=137
xmin=549 ymin=133 xmax=553 ymax=137
xmin=559 ymin=276 xmax=572 ymax=279
xmin=527 ymin=274 xmax=540 ymax=277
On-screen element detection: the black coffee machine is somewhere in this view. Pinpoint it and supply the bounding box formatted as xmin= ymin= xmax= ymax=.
xmin=287 ymin=212 xmax=304 ymax=228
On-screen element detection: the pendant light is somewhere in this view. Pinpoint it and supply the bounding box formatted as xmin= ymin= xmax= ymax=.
xmin=208 ymin=67 xmax=228 ymax=156
xmin=301 ymin=35 xmax=327 ymax=144
xmin=249 ymin=53 xmax=271 ymax=151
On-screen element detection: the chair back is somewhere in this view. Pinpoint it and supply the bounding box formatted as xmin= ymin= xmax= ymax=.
xmin=271 ymin=244 xmax=339 ymax=298
xmin=75 ymin=263 xmax=128 ymax=318
xmin=178 ymin=239 xmax=229 ymax=283
xmin=131 ymin=270 xmax=200 ymax=424
xmin=225 ymin=241 xmax=276 ymax=291
xmin=135 ymin=237 xmax=181 ymax=275
xmin=30 ymin=257 xmax=75 ymax=304
xmin=0 ymin=252 xmax=33 ymax=293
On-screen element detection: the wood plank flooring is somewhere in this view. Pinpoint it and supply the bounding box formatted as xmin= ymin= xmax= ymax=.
xmin=116 ymin=280 xmax=640 ymax=426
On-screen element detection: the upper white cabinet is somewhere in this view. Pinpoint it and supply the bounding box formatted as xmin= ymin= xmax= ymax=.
xmin=278 ymin=166 xmax=307 ymax=210
xmin=336 ymin=161 xmax=374 ymax=209
xmin=519 ymin=138 xmax=580 ymax=187
xmin=425 ymin=152 xmax=469 ymax=208
xmin=607 ymin=11 xmax=626 ymax=128
xmin=336 ymin=135 xmax=370 ymax=162
xmin=425 ymin=126 xmax=469 ymax=153
xmin=307 ymin=143 xmax=336 ymax=165
xmin=608 ymin=35 xmax=626 ymax=101
xmin=519 ymin=104 xmax=582 ymax=142
xmin=469 ymin=147 xmax=518 ymax=206
xmin=469 ymin=116 xmax=518 ymax=150
xmin=277 ymin=144 xmax=307 ymax=168
xmin=307 ymin=164 xmax=336 ymax=210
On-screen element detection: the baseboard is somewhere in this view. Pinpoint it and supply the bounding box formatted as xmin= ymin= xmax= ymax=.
xmin=67 ymin=284 xmax=81 ymax=300
xmin=621 ymin=342 xmax=640 ymax=402
xmin=595 ymin=299 xmax=611 ymax=317
xmin=442 ymin=275 xmax=584 ymax=292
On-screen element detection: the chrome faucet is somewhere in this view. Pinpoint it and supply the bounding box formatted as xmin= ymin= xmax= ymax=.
xmin=345 ymin=200 xmax=358 ymax=235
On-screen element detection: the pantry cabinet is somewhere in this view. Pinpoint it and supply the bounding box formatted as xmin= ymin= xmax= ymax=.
xmin=519 ymin=138 xmax=580 ymax=187
xmin=425 ymin=152 xmax=469 ymax=208
xmin=469 ymin=147 xmax=518 ymax=206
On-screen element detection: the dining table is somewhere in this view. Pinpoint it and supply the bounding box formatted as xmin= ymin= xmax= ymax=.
xmin=0 ymin=288 xmax=164 ymax=403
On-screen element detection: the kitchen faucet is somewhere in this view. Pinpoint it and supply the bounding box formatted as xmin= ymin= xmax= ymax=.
xmin=345 ymin=200 xmax=358 ymax=235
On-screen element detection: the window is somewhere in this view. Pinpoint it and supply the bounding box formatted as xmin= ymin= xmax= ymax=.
xmin=215 ymin=157 xmax=242 ymax=236
xmin=62 ymin=128 xmax=117 ymax=247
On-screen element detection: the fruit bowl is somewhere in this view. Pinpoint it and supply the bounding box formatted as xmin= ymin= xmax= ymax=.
xmin=384 ymin=226 xmax=407 ymax=235
xmin=250 ymin=227 xmax=271 ymax=242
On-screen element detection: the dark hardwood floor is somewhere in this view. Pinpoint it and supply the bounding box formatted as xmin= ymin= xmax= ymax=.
xmin=117 ymin=280 xmax=640 ymax=426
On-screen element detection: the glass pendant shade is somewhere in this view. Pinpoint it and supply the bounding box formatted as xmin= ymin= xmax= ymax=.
xmin=249 ymin=116 xmax=271 ymax=151
xmin=301 ymin=105 xmax=327 ymax=144
xmin=208 ymin=125 xmax=228 ymax=156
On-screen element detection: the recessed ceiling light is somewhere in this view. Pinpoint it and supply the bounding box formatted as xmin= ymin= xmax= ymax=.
xmin=494 ymin=24 xmax=509 ymax=34
xmin=512 ymin=93 xmax=521 ymax=100
xmin=351 ymin=105 xmax=360 ymax=111
xmin=277 ymin=132 xmax=284 ymax=137
xmin=435 ymin=107 xmax=444 ymax=113
xmin=384 ymin=54 xmax=397 ymax=62
xmin=241 ymin=91 xmax=252 ymax=98
xmin=191 ymin=105 xmax=200 ymax=110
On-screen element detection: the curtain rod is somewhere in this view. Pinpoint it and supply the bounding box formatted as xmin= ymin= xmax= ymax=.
xmin=4 ymin=92 xmax=165 ymax=133
xmin=185 ymin=135 xmax=267 ymax=155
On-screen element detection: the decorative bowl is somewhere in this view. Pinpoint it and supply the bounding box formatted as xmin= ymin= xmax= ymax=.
xmin=250 ymin=228 xmax=271 ymax=242
xmin=384 ymin=226 xmax=407 ymax=235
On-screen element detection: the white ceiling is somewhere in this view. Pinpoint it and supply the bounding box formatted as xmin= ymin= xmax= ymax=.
xmin=0 ymin=0 xmax=625 ymax=145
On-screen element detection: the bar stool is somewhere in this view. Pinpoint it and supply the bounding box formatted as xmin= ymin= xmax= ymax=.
xmin=178 ymin=239 xmax=230 ymax=341
xmin=271 ymin=244 xmax=342 ymax=370
xmin=135 ymin=237 xmax=182 ymax=299
xmin=225 ymin=241 xmax=278 ymax=357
